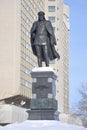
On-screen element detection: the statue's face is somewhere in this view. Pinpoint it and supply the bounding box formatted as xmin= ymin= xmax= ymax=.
xmin=38 ymin=14 xmax=44 ymax=21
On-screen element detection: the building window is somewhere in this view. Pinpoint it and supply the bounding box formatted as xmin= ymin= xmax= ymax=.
xmin=26 ymin=6 xmax=30 ymax=12
xmin=26 ymin=43 xmax=30 ymax=50
xmin=26 ymin=69 xmax=31 ymax=75
xmin=64 ymin=14 xmax=69 ymax=22
xmin=26 ymin=31 xmax=30 ymax=38
xmin=33 ymin=4 xmax=36 ymax=8
xmin=26 ymin=19 xmax=31 ymax=25
xmin=26 ymin=31 xmax=28 ymax=36
xmin=26 ymin=56 xmax=30 ymax=62
xmin=25 ymin=81 xmax=30 ymax=88
xmin=26 ymin=19 xmax=29 ymax=24
xmin=33 ymin=16 xmax=36 ymax=20
xmin=48 ymin=6 xmax=55 ymax=12
xmin=49 ymin=60 xmax=55 ymax=64
xmin=48 ymin=17 xmax=55 ymax=23
xmin=48 ymin=0 xmax=55 ymax=1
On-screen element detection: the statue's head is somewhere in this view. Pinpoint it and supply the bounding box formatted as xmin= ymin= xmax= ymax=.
xmin=38 ymin=11 xmax=45 ymax=21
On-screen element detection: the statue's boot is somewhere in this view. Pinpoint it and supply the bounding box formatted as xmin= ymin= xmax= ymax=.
xmin=38 ymin=59 xmax=42 ymax=67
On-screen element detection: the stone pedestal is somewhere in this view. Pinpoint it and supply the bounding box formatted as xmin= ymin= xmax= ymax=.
xmin=29 ymin=67 xmax=58 ymax=120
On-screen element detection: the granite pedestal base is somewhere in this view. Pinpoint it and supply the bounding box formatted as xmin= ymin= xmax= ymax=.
xmin=29 ymin=67 xmax=58 ymax=120
xmin=29 ymin=110 xmax=56 ymax=120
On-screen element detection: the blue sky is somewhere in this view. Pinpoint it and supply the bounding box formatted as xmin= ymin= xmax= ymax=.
xmin=64 ymin=0 xmax=87 ymax=108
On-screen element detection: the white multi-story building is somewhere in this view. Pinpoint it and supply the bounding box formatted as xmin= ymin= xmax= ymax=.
xmin=0 ymin=0 xmax=44 ymax=108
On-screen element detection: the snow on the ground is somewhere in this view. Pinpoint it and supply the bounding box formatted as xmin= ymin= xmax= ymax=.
xmin=0 ymin=120 xmax=86 ymax=130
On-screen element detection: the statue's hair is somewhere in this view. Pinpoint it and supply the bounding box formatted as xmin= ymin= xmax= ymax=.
xmin=38 ymin=11 xmax=45 ymax=16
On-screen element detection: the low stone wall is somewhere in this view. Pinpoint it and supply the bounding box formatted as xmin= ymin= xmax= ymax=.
xmin=59 ymin=113 xmax=83 ymax=126
xmin=0 ymin=104 xmax=28 ymax=124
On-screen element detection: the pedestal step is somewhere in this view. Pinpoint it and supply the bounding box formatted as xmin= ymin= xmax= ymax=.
xmin=28 ymin=110 xmax=57 ymax=120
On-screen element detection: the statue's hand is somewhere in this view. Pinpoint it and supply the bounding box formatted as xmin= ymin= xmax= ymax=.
xmin=54 ymin=41 xmax=57 ymax=45
xmin=31 ymin=33 xmax=35 ymax=39
xmin=50 ymin=36 xmax=57 ymax=46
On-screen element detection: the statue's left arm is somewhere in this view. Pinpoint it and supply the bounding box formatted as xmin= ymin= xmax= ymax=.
xmin=46 ymin=21 xmax=57 ymax=45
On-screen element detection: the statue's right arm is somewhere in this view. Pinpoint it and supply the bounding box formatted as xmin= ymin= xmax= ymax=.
xmin=30 ymin=22 xmax=37 ymax=33
xmin=30 ymin=22 xmax=37 ymax=45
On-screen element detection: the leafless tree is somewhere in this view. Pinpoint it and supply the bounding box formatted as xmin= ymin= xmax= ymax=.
xmin=76 ymin=83 xmax=87 ymax=119
xmin=73 ymin=83 xmax=87 ymax=127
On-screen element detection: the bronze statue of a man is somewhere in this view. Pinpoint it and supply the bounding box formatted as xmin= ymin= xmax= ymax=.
xmin=30 ymin=11 xmax=60 ymax=67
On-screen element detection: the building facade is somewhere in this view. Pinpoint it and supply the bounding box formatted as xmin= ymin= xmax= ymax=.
xmin=0 ymin=0 xmax=44 ymax=107
xmin=45 ymin=0 xmax=70 ymax=113
xmin=62 ymin=4 xmax=70 ymax=113
xmin=0 ymin=0 xmax=69 ymax=113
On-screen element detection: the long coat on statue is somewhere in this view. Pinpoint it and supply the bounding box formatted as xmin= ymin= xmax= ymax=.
xmin=30 ymin=20 xmax=60 ymax=61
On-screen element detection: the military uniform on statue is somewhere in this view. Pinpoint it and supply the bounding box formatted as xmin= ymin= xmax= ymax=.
xmin=28 ymin=11 xmax=60 ymax=120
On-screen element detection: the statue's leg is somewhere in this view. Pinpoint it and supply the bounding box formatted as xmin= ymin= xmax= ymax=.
xmin=35 ymin=45 xmax=42 ymax=67
xmin=42 ymin=45 xmax=49 ymax=67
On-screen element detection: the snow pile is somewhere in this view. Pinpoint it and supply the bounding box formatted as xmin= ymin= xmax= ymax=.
xmin=32 ymin=67 xmax=55 ymax=73
xmin=0 ymin=120 xmax=86 ymax=130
